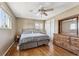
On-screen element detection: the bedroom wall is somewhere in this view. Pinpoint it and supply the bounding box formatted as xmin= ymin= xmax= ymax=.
xmin=0 ymin=2 xmax=16 ymax=55
xmin=16 ymin=18 xmax=45 ymax=34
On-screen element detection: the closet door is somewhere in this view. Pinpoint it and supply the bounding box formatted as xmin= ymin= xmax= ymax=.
xmin=45 ymin=20 xmax=51 ymax=37
xmin=50 ymin=19 xmax=54 ymax=39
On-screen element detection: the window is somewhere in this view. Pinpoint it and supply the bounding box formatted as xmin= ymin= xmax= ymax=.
xmin=35 ymin=23 xmax=43 ymax=30
xmin=0 ymin=8 xmax=12 ymax=29
xmin=70 ymin=23 xmax=76 ymax=30
xmin=35 ymin=23 xmax=40 ymax=29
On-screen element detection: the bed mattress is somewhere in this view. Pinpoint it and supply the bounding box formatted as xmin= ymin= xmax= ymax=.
xmin=19 ymin=33 xmax=50 ymax=45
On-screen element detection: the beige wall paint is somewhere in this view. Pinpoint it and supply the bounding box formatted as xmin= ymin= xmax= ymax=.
xmin=0 ymin=3 xmax=16 ymax=55
xmin=16 ymin=18 xmax=45 ymax=34
xmin=55 ymin=5 xmax=79 ymax=20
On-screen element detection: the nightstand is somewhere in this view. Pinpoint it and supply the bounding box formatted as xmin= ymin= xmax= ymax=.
xmin=15 ymin=35 xmax=20 ymax=42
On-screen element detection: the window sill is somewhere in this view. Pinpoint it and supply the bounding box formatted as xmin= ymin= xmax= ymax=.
xmin=0 ymin=28 xmax=12 ymax=30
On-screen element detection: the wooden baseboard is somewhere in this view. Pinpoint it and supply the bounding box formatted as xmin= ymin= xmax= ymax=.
xmin=3 ymin=41 xmax=15 ymax=56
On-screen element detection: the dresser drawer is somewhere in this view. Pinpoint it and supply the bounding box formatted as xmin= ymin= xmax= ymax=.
xmin=71 ymin=37 xmax=79 ymax=42
xmin=70 ymin=46 xmax=79 ymax=55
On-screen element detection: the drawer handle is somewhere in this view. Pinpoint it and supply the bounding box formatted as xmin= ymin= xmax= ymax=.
xmin=74 ymin=39 xmax=77 ymax=41
xmin=67 ymin=40 xmax=69 ymax=41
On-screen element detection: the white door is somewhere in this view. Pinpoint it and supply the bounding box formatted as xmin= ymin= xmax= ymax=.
xmin=45 ymin=20 xmax=51 ymax=37
xmin=50 ymin=19 xmax=54 ymax=40
xmin=45 ymin=19 xmax=55 ymax=39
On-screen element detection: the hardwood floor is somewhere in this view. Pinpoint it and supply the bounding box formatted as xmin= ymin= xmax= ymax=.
xmin=6 ymin=42 xmax=75 ymax=56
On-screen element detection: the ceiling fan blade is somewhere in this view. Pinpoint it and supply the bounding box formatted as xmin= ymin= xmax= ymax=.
xmin=39 ymin=7 xmax=45 ymax=12
xmin=45 ymin=8 xmax=53 ymax=12
xmin=43 ymin=12 xmax=48 ymax=16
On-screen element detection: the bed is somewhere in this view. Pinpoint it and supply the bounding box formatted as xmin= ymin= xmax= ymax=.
xmin=18 ymin=29 xmax=50 ymax=50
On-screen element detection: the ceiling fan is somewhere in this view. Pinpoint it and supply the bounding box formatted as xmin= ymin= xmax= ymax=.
xmin=38 ymin=6 xmax=54 ymax=16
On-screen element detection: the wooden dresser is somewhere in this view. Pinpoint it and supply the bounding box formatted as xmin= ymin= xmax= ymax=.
xmin=53 ymin=33 xmax=79 ymax=55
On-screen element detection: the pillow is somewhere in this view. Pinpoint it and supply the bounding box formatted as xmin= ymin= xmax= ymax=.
xmin=22 ymin=29 xmax=33 ymax=34
xmin=33 ymin=29 xmax=46 ymax=34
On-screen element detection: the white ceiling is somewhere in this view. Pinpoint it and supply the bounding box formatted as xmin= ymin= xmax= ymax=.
xmin=7 ymin=2 xmax=79 ymax=20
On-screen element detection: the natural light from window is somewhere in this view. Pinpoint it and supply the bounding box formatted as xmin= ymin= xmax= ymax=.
xmin=0 ymin=8 xmax=12 ymax=29
xmin=70 ymin=23 xmax=76 ymax=30
xmin=35 ymin=23 xmax=43 ymax=30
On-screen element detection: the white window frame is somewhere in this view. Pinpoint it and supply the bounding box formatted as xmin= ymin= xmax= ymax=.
xmin=0 ymin=6 xmax=12 ymax=29
xmin=35 ymin=23 xmax=40 ymax=29
xmin=35 ymin=22 xmax=43 ymax=30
